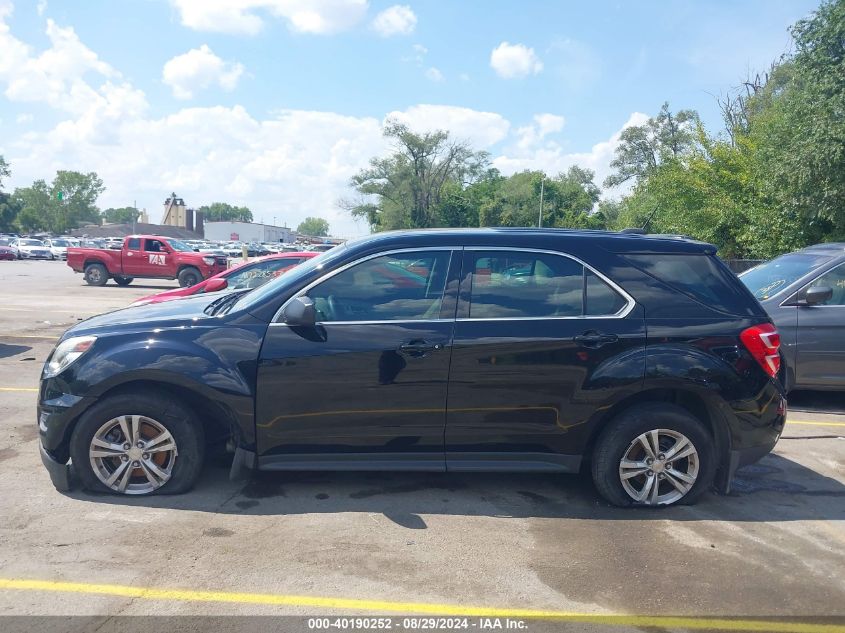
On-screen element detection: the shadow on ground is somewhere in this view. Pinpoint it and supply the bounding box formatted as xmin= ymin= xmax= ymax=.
xmin=64 ymin=451 xmax=845 ymax=527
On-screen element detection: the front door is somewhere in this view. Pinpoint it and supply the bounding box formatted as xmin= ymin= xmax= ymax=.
xmin=796 ymin=263 xmax=845 ymax=388
xmin=445 ymin=248 xmax=646 ymax=472
xmin=255 ymin=249 xmax=460 ymax=470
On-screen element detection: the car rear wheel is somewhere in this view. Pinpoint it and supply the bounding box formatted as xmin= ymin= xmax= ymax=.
xmin=84 ymin=263 xmax=108 ymax=286
xmin=69 ymin=392 xmax=204 ymax=495
xmin=178 ymin=266 xmax=201 ymax=288
xmin=591 ymin=403 xmax=715 ymax=507
xmin=113 ymin=275 xmax=133 ymax=286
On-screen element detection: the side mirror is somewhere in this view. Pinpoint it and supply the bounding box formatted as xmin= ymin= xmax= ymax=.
xmin=283 ymin=296 xmax=317 ymax=327
xmin=205 ymin=277 xmax=228 ymax=293
xmin=803 ymin=285 xmax=833 ymax=306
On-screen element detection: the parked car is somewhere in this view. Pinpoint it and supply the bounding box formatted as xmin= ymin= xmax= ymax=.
xmin=739 ymin=243 xmax=845 ymax=391
xmin=44 ymin=238 xmax=71 ymax=260
xmin=12 ymin=238 xmax=53 ymax=259
xmin=131 ymin=251 xmax=317 ymax=305
xmin=66 ymin=234 xmax=228 ymax=287
xmin=0 ymin=245 xmax=16 ymax=260
xmin=38 ymin=228 xmax=785 ymax=506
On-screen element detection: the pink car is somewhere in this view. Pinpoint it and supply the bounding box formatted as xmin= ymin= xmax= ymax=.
xmin=132 ymin=252 xmax=317 ymax=305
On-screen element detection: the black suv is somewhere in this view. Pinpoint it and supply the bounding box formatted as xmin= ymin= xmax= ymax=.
xmin=38 ymin=229 xmax=785 ymax=507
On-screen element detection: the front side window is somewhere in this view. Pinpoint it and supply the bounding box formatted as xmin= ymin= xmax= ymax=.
xmin=806 ymin=264 xmax=845 ymax=305
xmin=307 ymin=251 xmax=451 ymax=322
xmin=467 ymin=251 xmax=584 ymax=318
xmin=144 ymin=239 xmax=164 ymax=252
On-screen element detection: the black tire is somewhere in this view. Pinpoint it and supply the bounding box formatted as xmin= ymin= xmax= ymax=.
xmin=69 ymin=391 xmax=205 ymax=495
xmin=84 ymin=263 xmax=109 ymax=286
xmin=113 ymin=276 xmax=133 ymax=286
xmin=591 ymin=403 xmax=716 ymax=508
xmin=177 ymin=266 xmax=201 ymax=288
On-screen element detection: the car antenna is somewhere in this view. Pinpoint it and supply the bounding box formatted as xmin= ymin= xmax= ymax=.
xmin=641 ymin=205 xmax=660 ymax=232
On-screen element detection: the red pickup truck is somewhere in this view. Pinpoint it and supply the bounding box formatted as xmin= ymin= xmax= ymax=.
xmin=67 ymin=235 xmax=228 ymax=287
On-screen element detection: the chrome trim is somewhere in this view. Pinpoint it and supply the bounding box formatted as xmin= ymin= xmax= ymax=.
xmin=271 ymin=247 xmax=461 ymax=323
xmin=270 ymin=319 xmax=451 ymax=327
xmin=461 ymin=246 xmax=636 ymax=320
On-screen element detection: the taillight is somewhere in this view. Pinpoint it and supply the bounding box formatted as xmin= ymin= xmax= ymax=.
xmin=740 ymin=323 xmax=781 ymax=378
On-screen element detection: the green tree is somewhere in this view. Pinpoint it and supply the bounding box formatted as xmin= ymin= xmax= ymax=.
xmin=12 ymin=171 xmax=104 ymax=233
xmin=198 ymin=202 xmax=253 ymax=222
xmin=604 ymin=103 xmax=699 ymax=188
xmin=345 ymin=121 xmax=489 ymax=231
xmin=0 ymin=156 xmax=20 ymax=232
xmin=297 ymin=217 xmax=330 ymax=237
xmin=0 ymin=156 xmax=9 ymax=191
xmin=102 ymin=206 xmax=140 ymax=224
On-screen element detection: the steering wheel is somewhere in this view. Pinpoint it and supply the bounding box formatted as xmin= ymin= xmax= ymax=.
xmin=326 ymin=295 xmax=339 ymax=321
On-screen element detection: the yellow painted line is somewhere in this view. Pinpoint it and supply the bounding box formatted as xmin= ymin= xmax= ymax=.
xmin=788 ymin=420 xmax=845 ymax=428
xmin=0 ymin=387 xmax=38 ymax=392
xmin=0 ymin=579 xmax=842 ymax=632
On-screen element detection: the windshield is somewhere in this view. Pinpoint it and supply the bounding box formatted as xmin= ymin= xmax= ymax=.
xmin=21 ymin=239 xmax=44 ymax=246
xmin=739 ymin=253 xmax=834 ymax=300
xmin=166 ymin=239 xmax=194 ymax=252
xmin=230 ymin=243 xmax=350 ymax=313
xmin=50 ymin=239 xmax=69 ymax=246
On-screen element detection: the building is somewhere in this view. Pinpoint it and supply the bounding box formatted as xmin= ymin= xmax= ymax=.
xmin=204 ymin=221 xmax=294 ymax=244
xmin=161 ymin=192 xmax=204 ymax=235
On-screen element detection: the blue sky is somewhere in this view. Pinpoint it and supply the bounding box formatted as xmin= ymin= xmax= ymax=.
xmin=0 ymin=0 xmax=820 ymax=236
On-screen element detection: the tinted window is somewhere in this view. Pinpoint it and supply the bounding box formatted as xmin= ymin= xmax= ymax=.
xmin=144 ymin=239 xmax=164 ymax=252
xmin=740 ymin=253 xmax=834 ymax=300
xmin=627 ymin=254 xmax=752 ymax=314
xmin=586 ymin=270 xmax=628 ymax=315
xmin=127 ymin=238 xmax=141 ymax=249
xmin=806 ymin=264 xmax=845 ymax=305
xmin=307 ymin=251 xmax=451 ymax=322
xmin=468 ymin=251 xmax=583 ymax=318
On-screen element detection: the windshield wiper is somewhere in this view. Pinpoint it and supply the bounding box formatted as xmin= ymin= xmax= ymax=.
xmin=203 ymin=290 xmax=251 ymax=316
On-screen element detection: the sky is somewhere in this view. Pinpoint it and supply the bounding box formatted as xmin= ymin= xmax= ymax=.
xmin=0 ymin=0 xmax=821 ymax=238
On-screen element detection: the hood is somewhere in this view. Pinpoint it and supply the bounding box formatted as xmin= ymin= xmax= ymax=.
xmin=67 ymin=293 xmax=221 ymax=336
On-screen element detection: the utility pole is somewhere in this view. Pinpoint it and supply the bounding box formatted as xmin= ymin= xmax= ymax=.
xmin=538 ymin=176 xmax=545 ymax=227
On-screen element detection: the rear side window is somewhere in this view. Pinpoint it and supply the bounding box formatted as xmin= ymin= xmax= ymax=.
xmin=127 ymin=238 xmax=140 ymax=249
xmin=625 ymin=254 xmax=753 ymax=314
xmin=586 ymin=270 xmax=628 ymax=316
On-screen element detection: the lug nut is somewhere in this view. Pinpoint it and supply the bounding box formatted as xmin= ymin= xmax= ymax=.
xmin=136 ymin=441 xmax=145 ymax=448
xmin=646 ymin=471 xmax=654 ymax=477
xmin=121 ymin=455 xmax=129 ymax=462
xmin=658 ymin=453 xmax=666 ymax=460
xmin=658 ymin=473 xmax=666 ymax=480
xmin=142 ymin=453 xmax=150 ymax=460
xmin=666 ymin=463 xmax=672 ymax=470
xmin=132 ymin=461 xmax=140 ymax=467
xmin=646 ymin=458 xmax=654 ymax=465
xmin=123 ymin=443 xmax=130 ymax=450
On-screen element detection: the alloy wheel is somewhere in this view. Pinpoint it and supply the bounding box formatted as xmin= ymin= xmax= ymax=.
xmin=88 ymin=415 xmax=178 ymax=494
xmin=618 ymin=428 xmax=699 ymax=505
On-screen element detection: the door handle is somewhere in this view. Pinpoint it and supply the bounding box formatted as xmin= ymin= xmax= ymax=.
xmin=574 ymin=330 xmax=619 ymax=348
xmin=398 ymin=340 xmax=442 ymax=357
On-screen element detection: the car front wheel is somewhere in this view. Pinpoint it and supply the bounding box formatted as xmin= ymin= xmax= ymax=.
xmin=177 ymin=266 xmax=201 ymax=287
xmin=69 ymin=392 xmax=204 ymax=495
xmin=591 ymin=403 xmax=715 ymax=507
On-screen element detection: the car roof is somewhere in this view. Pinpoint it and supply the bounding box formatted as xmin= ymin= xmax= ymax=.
xmin=799 ymin=242 xmax=845 ymax=253
xmin=345 ymin=227 xmax=716 ymax=255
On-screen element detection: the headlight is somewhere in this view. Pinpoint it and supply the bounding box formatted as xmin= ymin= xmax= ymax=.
xmin=44 ymin=336 xmax=97 ymax=378
xmin=202 ymin=256 xmax=215 ymax=265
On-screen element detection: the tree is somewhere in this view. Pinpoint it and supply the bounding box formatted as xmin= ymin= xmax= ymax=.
xmin=297 ymin=217 xmax=330 ymax=237
xmin=0 ymin=156 xmax=9 ymax=191
xmin=345 ymin=121 xmax=490 ymax=231
xmin=604 ymin=103 xmax=699 ymax=188
xmin=102 ymin=206 xmax=140 ymax=224
xmin=13 ymin=171 xmax=104 ymax=233
xmin=0 ymin=156 xmax=19 ymax=232
xmin=198 ymin=202 xmax=253 ymax=222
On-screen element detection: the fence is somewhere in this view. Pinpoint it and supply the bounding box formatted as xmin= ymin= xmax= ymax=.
xmin=723 ymin=259 xmax=765 ymax=274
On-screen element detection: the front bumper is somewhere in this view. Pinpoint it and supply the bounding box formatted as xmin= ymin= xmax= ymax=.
xmin=40 ymin=443 xmax=72 ymax=491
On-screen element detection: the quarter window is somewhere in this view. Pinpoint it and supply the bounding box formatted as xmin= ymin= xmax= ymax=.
xmin=586 ymin=269 xmax=628 ymax=316
xmin=806 ymin=264 xmax=845 ymax=305
xmin=127 ymin=238 xmax=140 ymax=250
xmin=307 ymin=251 xmax=451 ymax=322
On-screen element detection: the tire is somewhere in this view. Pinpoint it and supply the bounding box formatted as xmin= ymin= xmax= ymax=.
xmin=84 ymin=263 xmax=109 ymax=286
xmin=113 ymin=276 xmax=133 ymax=286
xmin=177 ymin=266 xmax=201 ymax=288
xmin=69 ymin=391 xmax=205 ymax=496
xmin=591 ymin=403 xmax=716 ymax=508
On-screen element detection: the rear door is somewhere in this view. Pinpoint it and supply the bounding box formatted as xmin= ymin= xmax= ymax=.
xmin=795 ymin=263 xmax=845 ymax=388
xmin=445 ymin=248 xmax=646 ymax=471
xmin=120 ymin=237 xmax=146 ymax=276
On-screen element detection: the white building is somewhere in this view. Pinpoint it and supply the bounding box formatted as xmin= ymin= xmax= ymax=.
xmin=204 ymin=221 xmax=294 ymax=243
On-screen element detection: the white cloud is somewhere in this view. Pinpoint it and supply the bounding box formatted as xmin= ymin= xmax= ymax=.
xmin=490 ymin=41 xmax=543 ymax=79
xmin=386 ymin=104 xmax=510 ymax=148
xmin=37 ymin=0 xmax=47 ymax=16
xmin=16 ymin=113 xmax=33 ymax=124
xmin=170 ymin=0 xmax=369 ymax=36
xmin=371 ymin=4 xmax=416 ymax=37
xmin=162 ymin=45 xmax=245 ymax=100
xmin=425 ymin=67 xmax=443 ymax=82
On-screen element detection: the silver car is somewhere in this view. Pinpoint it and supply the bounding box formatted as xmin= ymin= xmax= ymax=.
xmin=12 ymin=238 xmax=54 ymax=260
xmin=740 ymin=243 xmax=845 ymax=391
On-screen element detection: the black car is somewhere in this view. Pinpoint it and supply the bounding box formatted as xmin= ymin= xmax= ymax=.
xmin=38 ymin=229 xmax=785 ymax=507
xmin=739 ymin=243 xmax=845 ymax=392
